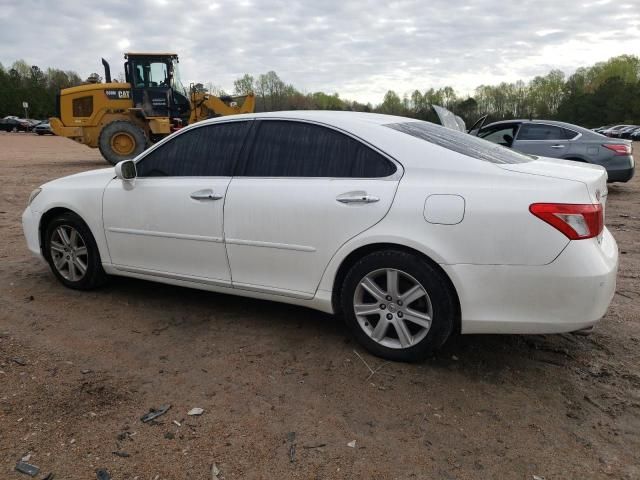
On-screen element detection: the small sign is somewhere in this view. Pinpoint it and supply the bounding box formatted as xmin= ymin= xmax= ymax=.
xmin=22 ymin=101 xmax=28 ymax=109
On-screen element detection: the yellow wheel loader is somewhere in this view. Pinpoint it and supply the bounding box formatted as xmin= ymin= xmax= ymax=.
xmin=49 ymin=53 xmax=255 ymax=165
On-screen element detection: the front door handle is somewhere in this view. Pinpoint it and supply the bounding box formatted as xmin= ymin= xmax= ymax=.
xmin=336 ymin=191 xmax=380 ymax=204
xmin=190 ymin=189 xmax=223 ymax=201
xmin=551 ymin=144 xmax=566 ymax=149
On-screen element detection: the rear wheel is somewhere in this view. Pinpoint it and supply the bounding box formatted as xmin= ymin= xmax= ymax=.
xmin=340 ymin=250 xmax=456 ymax=362
xmin=44 ymin=213 xmax=107 ymax=290
xmin=98 ymin=120 xmax=147 ymax=165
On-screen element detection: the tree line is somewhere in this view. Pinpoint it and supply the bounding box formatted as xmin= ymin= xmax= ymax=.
xmin=1 ymin=54 xmax=639 ymax=128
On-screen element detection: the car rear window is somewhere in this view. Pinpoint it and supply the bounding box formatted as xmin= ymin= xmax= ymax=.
xmin=386 ymin=121 xmax=533 ymax=164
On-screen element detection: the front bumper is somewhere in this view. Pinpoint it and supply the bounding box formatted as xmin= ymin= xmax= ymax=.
xmin=22 ymin=207 xmax=44 ymax=261
xmin=444 ymin=228 xmax=618 ymax=334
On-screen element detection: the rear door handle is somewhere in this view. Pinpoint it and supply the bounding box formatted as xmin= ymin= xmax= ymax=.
xmin=190 ymin=189 xmax=223 ymax=200
xmin=551 ymin=144 xmax=566 ymax=149
xmin=336 ymin=192 xmax=380 ymax=204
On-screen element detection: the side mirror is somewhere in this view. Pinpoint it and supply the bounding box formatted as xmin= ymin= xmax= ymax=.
xmin=115 ymin=160 xmax=137 ymax=181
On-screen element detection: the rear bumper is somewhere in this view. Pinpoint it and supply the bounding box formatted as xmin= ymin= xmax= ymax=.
xmin=602 ymin=155 xmax=636 ymax=182
xmin=444 ymin=228 xmax=618 ymax=334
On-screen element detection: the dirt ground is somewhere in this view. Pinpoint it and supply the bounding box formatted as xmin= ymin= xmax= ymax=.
xmin=0 ymin=132 xmax=638 ymax=480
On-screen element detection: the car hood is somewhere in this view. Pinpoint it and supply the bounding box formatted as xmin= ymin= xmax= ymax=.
xmin=42 ymin=167 xmax=115 ymax=188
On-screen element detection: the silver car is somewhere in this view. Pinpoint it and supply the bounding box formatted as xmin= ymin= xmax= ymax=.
xmin=432 ymin=107 xmax=635 ymax=183
xmin=473 ymin=120 xmax=634 ymax=183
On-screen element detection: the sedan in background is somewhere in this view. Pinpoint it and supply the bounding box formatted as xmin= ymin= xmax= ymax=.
xmin=619 ymin=126 xmax=640 ymax=139
xmin=0 ymin=117 xmax=31 ymax=132
xmin=22 ymin=112 xmax=618 ymax=361
xmin=34 ymin=122 xmax=54 ymax=135
xmin=601 ymin=125 xmax=635 ymax=137
xmin=474 ymin=120 xmax=634 ymax=182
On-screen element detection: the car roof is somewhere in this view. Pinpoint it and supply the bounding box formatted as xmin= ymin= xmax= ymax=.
xmin=195 ymin=110 xmax=418 ymax=130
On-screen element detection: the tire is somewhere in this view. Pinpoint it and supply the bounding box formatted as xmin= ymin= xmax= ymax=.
xmin=340 ymin=250 xmax=456 ymax=362
xmin=37 ymin=131 xmax=44 ymax=136
xmin=98 ymin=120 xmax=147 ymax=166
xmin=44 ymin=213 xmax=107 ymax=290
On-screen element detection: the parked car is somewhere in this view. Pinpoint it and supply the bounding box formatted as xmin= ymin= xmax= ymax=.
xmin=631 ymin=129 xmax=640 ymax=141
xmin=609 ymin=125 xmax=637 ymax=138
xmin=472 ymin=119 xmax=634 ymax=182
xmin=431 ymin=107 xmax=634 ymax=183
xmin=620 ymin=126 xmax=640 ymax=139
xmin=22 ymin=111 xmax=618 ymax=361
xmin=33 ymin=122 xmax=54 ymax=135
xmin=0 ymin=117 xmax=31 ymax=132
xmin=601 ymin=125 xmax=634 ymax=137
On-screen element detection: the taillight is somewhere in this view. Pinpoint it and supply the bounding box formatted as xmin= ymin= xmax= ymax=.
xmin=529 ymin=203 xmax=603 ymax=240
xmin=603 ymin=143 xmax=631 ymax=156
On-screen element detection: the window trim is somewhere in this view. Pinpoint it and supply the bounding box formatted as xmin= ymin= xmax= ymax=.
xmin=236 ymin=117 xmax=403 ymax=180
xmin=133 ymin=119 xmax=254 ymax=178
xmin=515 ymin=122 xmax=581 ymax=142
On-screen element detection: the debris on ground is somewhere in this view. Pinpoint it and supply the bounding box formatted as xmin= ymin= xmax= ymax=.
xmin=81 ymin=369 xmax=92 ymax=374
xmin=287 ymin=431 xmax=297 ymax=462
xmin=112 ymin=450 xmax=130 ymax=458
xmin=15 ymin=461 xmax=40 ymax=476
xmin=10 ymin=357 xmax=27 ymax=366
xmin=164 ymin=432 xmax=175 ymax=439
xmin=140 ymin=404 xmax=171 ymax=423
xmin=96 ymin=469 xmax=111 ymax=480
xmin=173 ymin=420 xmax=181 ymax=427
xmin=187 ymin=407 xmax=204 ymax=416
xmin=211 ymin=463 xmax=221 ymax=480
xmin=303 ymin=443 xmax=327 ymax=449
xmin=347 ymin=440 xmax=357 ymax=448
xmin=41 ymin=473 xmax=55 ymax=480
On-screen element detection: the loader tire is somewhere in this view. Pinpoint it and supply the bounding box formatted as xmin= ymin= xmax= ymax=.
xmin=98 ymin=121 xmax=147 ymax=166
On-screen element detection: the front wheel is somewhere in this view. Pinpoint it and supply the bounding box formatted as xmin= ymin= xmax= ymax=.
xmin=340 ymin=250 xmax=456 ymax=362
xmin=98 ymin=120 xmax=147 ymax=165
xmin=44 ymin=213 xmax=107 ymax=290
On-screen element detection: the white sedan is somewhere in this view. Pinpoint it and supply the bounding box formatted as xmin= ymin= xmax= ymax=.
xmin=22 ymin=111 xmax=618 ymax=361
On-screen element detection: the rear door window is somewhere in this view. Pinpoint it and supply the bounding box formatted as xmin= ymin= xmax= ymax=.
xmin=241 ymin=120 xmax=396 ymax=178
xmin=517 ymin=124 xmax=567 ymax=141
xmin=136 ymin=121 xmax=250 ymax=177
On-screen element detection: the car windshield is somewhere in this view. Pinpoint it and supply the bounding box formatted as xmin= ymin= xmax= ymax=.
xmin=386 ymin=121 xmax=533 ymax=164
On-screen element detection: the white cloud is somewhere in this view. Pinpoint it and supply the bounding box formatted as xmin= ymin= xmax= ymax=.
xmin=1 ymin=0 xmax=639 ymax=104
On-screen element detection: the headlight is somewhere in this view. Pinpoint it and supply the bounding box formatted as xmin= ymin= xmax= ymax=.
xmin=28 ymin=188 xmax=42 ymax=206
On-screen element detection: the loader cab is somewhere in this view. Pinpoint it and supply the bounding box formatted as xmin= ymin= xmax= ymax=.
xmin=124 ymin=53 xmax=190 ymax=121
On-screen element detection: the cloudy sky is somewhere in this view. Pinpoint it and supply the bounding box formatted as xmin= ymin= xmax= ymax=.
xmin=1 ymin=0 xmax=639 ymax=104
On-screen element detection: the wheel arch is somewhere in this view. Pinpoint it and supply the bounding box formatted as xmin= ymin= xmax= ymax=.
xmin=330 ymin=242 xmax=461 ymax=334
xmin=39 ymin=207 xmax=90 ymax=260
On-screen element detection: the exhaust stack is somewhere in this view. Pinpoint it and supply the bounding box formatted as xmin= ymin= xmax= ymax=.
xmin=101 ymin=58 xmax=111 ymax=83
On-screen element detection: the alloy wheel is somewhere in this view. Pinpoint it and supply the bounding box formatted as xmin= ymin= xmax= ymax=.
xmin=353 ymin=268 xmax=433 ymax=349
xmin=49 ymin=225 xmax=89 ymax=282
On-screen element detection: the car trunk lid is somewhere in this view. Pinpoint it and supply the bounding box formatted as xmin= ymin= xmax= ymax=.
xmin=498 ymin=156 xmax=608 ymax=219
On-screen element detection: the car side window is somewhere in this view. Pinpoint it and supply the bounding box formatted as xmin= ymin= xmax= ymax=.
xmin=563 ymin=128 xmax=579 ymax=140
xmin=136 ymin=121 xmax=250 ymax=177
xmin=517 ymin=124 xmax=567 ymax=141
xmin=478 ymin=125 xmax=518 ymax=146
xmin=241 ymin=120 xmax=396 ymax=178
